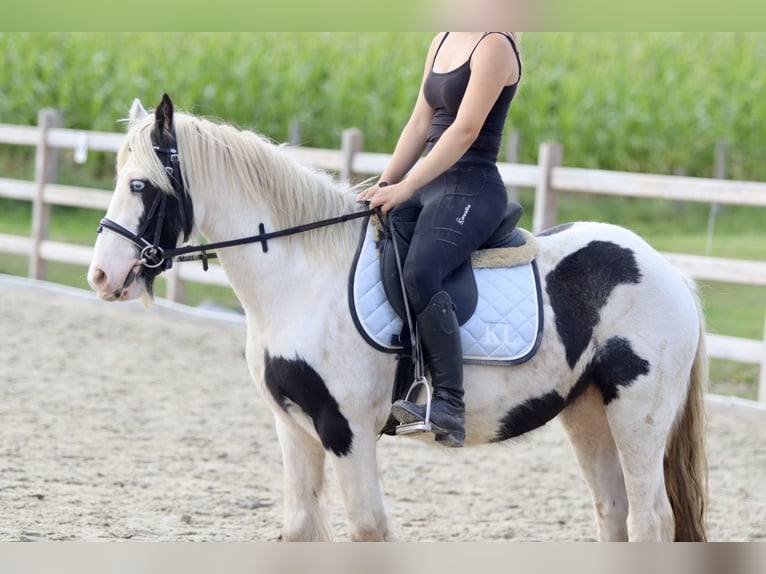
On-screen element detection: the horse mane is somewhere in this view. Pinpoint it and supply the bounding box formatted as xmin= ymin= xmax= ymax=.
xmin=120 ymin=111 xmax=365 ymax=263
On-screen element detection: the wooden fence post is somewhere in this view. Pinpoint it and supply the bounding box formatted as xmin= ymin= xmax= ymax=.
xmin=287 ymin=120 xmax=301 ymax=146
xmin=532 ymin=142 xmax=562 ymax=234
xmin=164 ymin=262 xmax=185 ymax=303
xmin=163 ymin=228 xmax=205 ymax=303
xmin=340 ymin=128 xmax=364 ymax=183
xmin=760 ymin=313 xmax=766 ymax=404
xmin=29 ymin=108 xmax=62 ymax=280
xmin=504 ymin=128 xmax=520 ymax=201
xmin=705 ymin=140 xmax=727 ymax=256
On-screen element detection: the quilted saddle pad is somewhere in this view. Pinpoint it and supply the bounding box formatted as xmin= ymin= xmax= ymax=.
xmin=348 ymin=221 xmax=544 ymax=365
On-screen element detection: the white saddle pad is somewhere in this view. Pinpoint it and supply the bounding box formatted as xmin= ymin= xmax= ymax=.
xmin=349 ymin=223 xmax=543 ymax=365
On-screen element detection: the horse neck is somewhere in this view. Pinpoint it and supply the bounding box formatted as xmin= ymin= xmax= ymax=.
xmin=187 ymin=164 xmax=359 ymax=325
xmin=178 ymin=119 xmax=359 ymax=258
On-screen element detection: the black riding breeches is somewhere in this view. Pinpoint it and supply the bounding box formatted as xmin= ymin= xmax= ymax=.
xmin=390 ymin=152 xmax=508 ymax=315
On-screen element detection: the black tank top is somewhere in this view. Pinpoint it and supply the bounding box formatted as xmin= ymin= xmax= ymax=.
xmin=423 ymin=32 xmax=521 ymax=159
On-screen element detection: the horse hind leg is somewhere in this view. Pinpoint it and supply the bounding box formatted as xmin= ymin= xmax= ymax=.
xmin=573 ymin=335 xmax=681 ymax=541
xmin=605 ymin=393 xmax=677 ymax=542
xmin=592 ymin=336 xmax=682 ymax=542
xmin=560 ymin=384 xmax=629 ymax=541
xmin=606 ymin=336 xmax=708 ymax=542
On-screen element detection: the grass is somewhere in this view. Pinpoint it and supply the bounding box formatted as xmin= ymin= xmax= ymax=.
xmin=709 ymin=360 xmax=759 ymax=400
xmin=700 ymin=281 xmax=765 ymax=340
xmin=703 ymin=280 xmax=764 ymax=399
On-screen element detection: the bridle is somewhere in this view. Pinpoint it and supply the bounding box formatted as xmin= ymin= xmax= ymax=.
xmin=97 ymin=137 xmax=376 ymax=275
xmin=98 ymin=141 xmax=191 ymax=273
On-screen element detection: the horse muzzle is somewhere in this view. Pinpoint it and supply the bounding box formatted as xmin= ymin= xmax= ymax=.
xmin=88 ymin=260 xmax=144 ymax=302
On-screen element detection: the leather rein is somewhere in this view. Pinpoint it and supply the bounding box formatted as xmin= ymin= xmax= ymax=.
xmin=98 ymin=142 xmax=377 ymax=273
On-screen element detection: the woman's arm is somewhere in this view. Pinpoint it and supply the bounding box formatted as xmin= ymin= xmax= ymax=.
xmin=357 ymin=34 xmax=443 ymax=201
xmin=367 ymin=33 xmax=518 ymax=213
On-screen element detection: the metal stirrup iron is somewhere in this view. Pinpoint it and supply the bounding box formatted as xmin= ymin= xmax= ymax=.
xmin=395 ymin=331 xmax=433 ymax=435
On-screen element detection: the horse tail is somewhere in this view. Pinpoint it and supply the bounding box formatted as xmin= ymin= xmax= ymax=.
xmin=664 ymin=274 xmax=709 ymax=541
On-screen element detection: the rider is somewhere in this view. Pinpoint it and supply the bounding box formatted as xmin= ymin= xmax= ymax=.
xmin=357 ymin=32 xmax=522 ymax=447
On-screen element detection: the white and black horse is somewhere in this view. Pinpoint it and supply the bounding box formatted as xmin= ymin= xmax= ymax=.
xmin=88 ymin=95 xmax=708 ymax=541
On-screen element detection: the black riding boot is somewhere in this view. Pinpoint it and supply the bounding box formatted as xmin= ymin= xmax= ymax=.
xmin=391 ymin=291 xmax=465 ymax=447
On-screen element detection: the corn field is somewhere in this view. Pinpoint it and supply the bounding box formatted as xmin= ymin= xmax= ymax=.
xmin=1 ymin=32 xmax=765 ymax=180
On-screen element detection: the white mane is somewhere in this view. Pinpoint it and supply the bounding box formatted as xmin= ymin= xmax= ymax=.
xmin=119 ymin=111 xmax=365 ymax=262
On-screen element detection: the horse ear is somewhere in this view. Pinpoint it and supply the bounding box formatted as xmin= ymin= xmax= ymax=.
xmin=154 ymin=93 xmax=174 ymax=137
xmin=128 ymin=99 xmax=149 ymax=127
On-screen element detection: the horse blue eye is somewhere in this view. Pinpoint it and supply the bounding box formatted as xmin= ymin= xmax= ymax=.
xmin=130 ymin=180 xmax=146 ymax=192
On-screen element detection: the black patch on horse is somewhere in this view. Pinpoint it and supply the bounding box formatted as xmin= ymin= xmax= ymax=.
xmin=133 ymin=179 xmax=190 ymax=296
xmin=585 ymin=337 xmax=650 ymax=405
xmin=492 ymin=336 xmax=649 ymax=441
xmin=546 ymin=240 xmax=642 ymax=368
xmin=135 ymin=180 xmax=190 ymax=251
xmin=264 ymin=351 xmax=354 ymax=457
xmin=131 ymin=95 xmax=195 ymax=294
xmin=492 ymin=391 xmax=565 ymax=442
xmin=537 ymin=222 xmax=574 ymax=237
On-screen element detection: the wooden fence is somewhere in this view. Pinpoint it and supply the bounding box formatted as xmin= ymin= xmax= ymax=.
xmin=1 ymin=110 xmax=765 ymax=403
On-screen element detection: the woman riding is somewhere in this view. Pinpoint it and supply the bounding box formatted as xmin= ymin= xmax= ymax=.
xmin=357 ymin=32 xmax=522 ymax=447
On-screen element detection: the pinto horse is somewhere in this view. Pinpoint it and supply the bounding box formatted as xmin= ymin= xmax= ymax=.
xmin=88 ymin=95 xmax=708 ymax=541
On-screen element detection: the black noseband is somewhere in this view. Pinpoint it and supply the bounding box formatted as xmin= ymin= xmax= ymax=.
xmin=97 ymin=136 xmax=194 ymax=274
xmin=97 ymin=217 xmax=168 ymax=269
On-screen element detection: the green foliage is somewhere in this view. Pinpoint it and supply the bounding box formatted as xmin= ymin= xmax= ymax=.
xmin=0 ymin=32 xmax=427 ymax=153
xmin=1 ymin=32 xmax=765 ymax=179
xmin=514 ymin=33 xmax=766 ymax=180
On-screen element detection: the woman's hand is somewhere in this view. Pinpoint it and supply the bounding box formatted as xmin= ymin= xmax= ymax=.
xmin=355 ymin=182 xmax=383 ymax=203
xmin=357 ymin=181 xmax=414 ymax=214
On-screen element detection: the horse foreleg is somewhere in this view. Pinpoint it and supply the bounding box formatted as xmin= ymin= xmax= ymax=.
xmin=329 ymin=427 xmax=394 ymax=541
xmin=275 ymin=417 xmax=332 ymax=541
xmin=560 ymin=384 xmax=629 ymax=541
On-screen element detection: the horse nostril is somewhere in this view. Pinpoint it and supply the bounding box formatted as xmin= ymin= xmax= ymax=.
xmin=91 ymin=268 xmax=108 ymax=288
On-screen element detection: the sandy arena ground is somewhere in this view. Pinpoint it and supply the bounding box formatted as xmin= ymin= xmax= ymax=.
xmin=0 ymin=275 xmax=764 ymax=542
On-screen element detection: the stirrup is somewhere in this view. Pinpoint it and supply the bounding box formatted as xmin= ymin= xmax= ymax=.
xmin=395 ymin=376 xmax=432 ymax=435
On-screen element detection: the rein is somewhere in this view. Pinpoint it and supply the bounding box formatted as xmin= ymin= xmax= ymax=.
xmin=97 ymin=140 xmax=378 ymax=272
xmin=100 ymin=207 xmax=377 ymax=271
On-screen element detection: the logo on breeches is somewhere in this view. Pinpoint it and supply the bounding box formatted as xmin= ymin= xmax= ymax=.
xmin=456 ymin=204 xmax=472 ymax=225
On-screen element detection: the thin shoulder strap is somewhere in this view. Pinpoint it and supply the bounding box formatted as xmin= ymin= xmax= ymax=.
xmin=432 ymin=32 xmax=450 ymax=66
xmin=467 ymin=32 xmax=491 ymax=61
xmin=503 ymin=33 xmax=522 ymax=76
xmin=469 ymin=32 xmax=522 ymax=78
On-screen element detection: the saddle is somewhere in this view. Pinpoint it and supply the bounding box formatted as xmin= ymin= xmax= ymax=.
xmin=379 ymin=201 xmax=528 ymax=325
xmin=349 ymin=198 xmax=542 ymax=364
